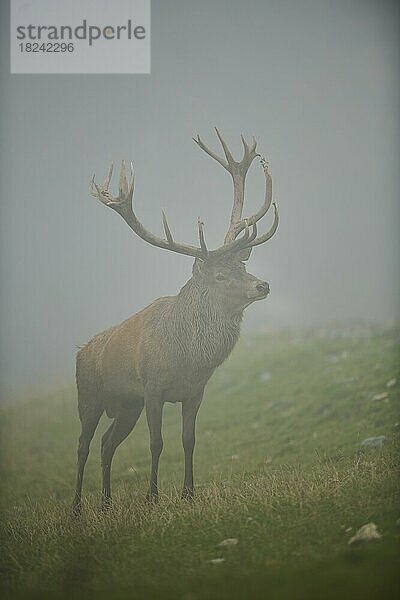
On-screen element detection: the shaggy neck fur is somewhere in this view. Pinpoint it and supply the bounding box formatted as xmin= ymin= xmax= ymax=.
xmin=165 ymin=277 xmax=243 ymax=368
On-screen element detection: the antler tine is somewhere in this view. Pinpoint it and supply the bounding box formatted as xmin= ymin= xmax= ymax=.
xmin=119 ymin=160 xmax=129 ymax=198
xmin=248 ymin=202 xmax=279 ymax=247
xmin=197 ymin=218 xmax=208 ymax=256
xmin=193 ymin=135 xmax=229 ymax=170
xmin=162 ymin=211 xmax=175 ymax=245
xmin=129 ymin=161 xmax=135 ymax=196
xmin=215 ymin=127 xmax=235 ymax=166
xmin=240 ymin=134 xmax=250 ymax=162
xmin=234 ymin=220 xmax=251 ymax=249
xmin=89 ymin=173 xmax=96 ymax=196
xmin=102 ymin=162 xmax=114 ymax=190
xmin=91 ymin=179 xmax=106 ymax=203
xmin=248 ymin=220 xmax=258 ymax=243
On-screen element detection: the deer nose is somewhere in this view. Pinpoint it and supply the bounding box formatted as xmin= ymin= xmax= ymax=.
xmin=256 ymin=281 xmax=270 ymax=294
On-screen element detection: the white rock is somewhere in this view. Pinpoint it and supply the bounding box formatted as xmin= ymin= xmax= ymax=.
xmin=348 ymin=523 xmax=382 ymax=544
xmin=217 ymin=538 xmax=239 ymax=548
xmin=372 ymin=392 xmax=389 ymax=401
xmin=361 ymin=435 xmax=386 ymax=447
xmin=210 ymin=558 xmax=225 ymax=565
xmin=386 ymin=378 xmax=397 ymax=388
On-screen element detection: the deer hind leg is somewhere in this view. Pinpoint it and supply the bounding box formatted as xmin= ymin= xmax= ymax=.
xmin=101 ymin=399 xmax=144 ymax=510
xmin=145 ymin=398 xmax=164 ymax=503
xmin=72 ymin=403 xmax=103 ymax=515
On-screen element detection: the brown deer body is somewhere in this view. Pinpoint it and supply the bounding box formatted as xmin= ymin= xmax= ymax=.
xmin=73 ymin=130 xmax=278 ymax=514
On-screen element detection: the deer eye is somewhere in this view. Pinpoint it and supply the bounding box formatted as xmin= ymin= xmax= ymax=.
xmin=215 ymin=273 xmax=227 ymax=282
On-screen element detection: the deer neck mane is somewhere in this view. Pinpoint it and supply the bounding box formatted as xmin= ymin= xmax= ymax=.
xmin=166 ymin=277 xmax=243 ymax=367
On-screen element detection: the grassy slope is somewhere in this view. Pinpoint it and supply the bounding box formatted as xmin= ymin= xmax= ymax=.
xmin=1 ymin=325 xmax=399 ymax=599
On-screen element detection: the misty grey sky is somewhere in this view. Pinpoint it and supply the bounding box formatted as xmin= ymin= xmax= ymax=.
xmin=1 ymin=0 xmax=399 ymax=391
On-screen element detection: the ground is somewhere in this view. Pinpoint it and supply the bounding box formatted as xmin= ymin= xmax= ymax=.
xmin=1 ymin=323 xmax=399 ymax=599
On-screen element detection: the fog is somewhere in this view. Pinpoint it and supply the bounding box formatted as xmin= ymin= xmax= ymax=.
xmin=0 ymin=0 xmax=399 ymax=392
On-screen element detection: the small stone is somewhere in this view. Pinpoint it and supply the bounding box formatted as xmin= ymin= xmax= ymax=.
xmin=230 ymin=454 xmax=240 ymax=460
xmin=361 ymin=435 xmax=386 ymax=447
xmin=386 ymin=378 xmax=397 ymax=388
xmin=217 ymin=538 xmax=239 ymax=548
xmin=345 ymin=527 xmax=352 ymax=534
xmin=260 ymin=371 xmax=272 ymax=382
xmin=372 ymin=392 xmax=389 ymax=401
xmin=210 ymin=558 xmax=225 ymax=565
xmin=348 ymin=523 xmax=382 ymax=544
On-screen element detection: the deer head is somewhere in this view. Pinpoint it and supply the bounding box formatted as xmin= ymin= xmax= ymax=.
xmin=90 ymin=129 xmax=278 ymax=312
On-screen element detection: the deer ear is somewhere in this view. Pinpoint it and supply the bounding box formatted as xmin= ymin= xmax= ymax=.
xmin=235 ymin=247 xmax=252 ymax=261
xmin=192 ymin=257 xmax=206 ymax=278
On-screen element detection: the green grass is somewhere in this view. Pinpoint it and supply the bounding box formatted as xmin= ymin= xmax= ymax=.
xmin=1 ymin=324 xmax=399 ymax=599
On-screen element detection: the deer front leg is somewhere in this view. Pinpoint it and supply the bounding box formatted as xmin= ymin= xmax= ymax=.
xmin=181 ymin=391 xmax=204 ymax=500
xmin=145 ymin=397 xmax=164 ymax=503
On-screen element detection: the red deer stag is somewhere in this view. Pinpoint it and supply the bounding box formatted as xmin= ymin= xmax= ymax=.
xmin=73 ymin=129 xmax=278 ymax=514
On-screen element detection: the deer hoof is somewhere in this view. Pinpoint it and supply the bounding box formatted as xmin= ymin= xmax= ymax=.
xmin=181 ymin=488 xmax=194 ymax=501
xmin=101 ymin=497 xmax=112 ymax=513
xmin=146 ymin=491 xmax=159 ymax=504
xmin=72 ymin=498 xmax=82 ymax=517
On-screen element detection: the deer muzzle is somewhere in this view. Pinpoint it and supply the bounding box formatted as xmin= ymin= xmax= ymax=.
xmin=247 ymin=280 xmax=270 ymax=301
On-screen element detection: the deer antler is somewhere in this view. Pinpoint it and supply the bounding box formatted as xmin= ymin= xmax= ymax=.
xmin=193 ymin=128 xmax=259 ymax=243
xmin=193 ymin=129 xmax=279 ymax=254
xmin=90 ymin=160 xmax=209 ymax=259
xmin=90 ymin=132 xmax=278 ymax=262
